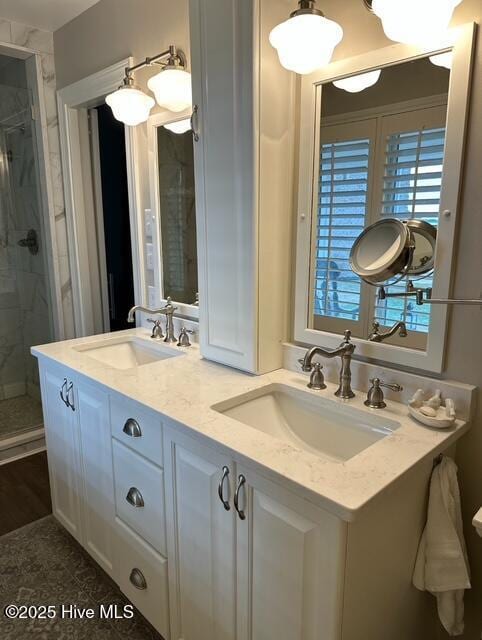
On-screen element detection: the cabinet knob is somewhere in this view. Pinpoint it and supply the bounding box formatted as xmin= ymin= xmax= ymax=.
xmin=123 ymin=418 xmax=142 ymax=438
xmin=126 ymin=487 xmax=145 ymax=508
xmin=129 ymin=568 xmax=147 ymax=590
xmin=218 ymin=466 xmax=231 ymax=511
xmin=234 ymin=474 xmax=246 ymax=521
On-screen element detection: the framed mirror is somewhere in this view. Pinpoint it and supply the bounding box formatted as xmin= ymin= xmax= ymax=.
xmin=294 ymin=23 xmax=475 ymax=372
xmin=147 ymin=109 xmax=199 ymax=319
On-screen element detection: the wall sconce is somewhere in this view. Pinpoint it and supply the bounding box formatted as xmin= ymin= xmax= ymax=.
xmin=269 ymin=0 xmax=343 ymax=75
xmin=164 ymin=118 xmax=192 ymax=134
xmin=363 ymin=0 xmax=462 ymax=47
xmin=106 ymin=45 xmax=192 ymax=126
xmin=333 ymin=69 xmax=381 ymax=92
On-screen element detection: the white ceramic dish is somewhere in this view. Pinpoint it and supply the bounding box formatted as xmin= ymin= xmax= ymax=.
xmin=408 ymin=403 xmax=455 ymax=429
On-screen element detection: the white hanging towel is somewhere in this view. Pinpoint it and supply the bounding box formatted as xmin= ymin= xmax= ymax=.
xmin=413 ymin=456 xmax=471 ymax=636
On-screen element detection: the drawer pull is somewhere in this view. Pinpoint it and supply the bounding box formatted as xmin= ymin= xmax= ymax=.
xmin=129 ymin=568 xmax=147 ymax=590
xmin=126 ymin=487 xmax=145 ymax=508
xmin=66 ymin=381 xmax=75 ymax=411
xmin=123 ymin=418 xmax=142 ymax=438
xmin=234 ymin=474 xmax=247 ymax=521
xmin=218 ymin=466 xmax=231 ymax=511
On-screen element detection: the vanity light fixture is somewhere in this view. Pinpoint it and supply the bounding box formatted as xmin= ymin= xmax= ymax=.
xmin=163 ymin=118 xmax=192 ymax=134
xmin=269 ymin=0 xmax=343 ymax=75
xmin=363 ymin=0 xmax=462 ymax=46
xmin=429 ymin=52 xmax=453 ymax=70
xmin=333 ymin=69 xmax=381 ymax=92
xmin=106 ymin=45 xmax=192 ymax=126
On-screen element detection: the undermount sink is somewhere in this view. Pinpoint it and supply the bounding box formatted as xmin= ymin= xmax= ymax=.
xmin=212 ymin=383 xmax=400 ymax=462
xmin=74 ymin=336 xmax=181 ymax=370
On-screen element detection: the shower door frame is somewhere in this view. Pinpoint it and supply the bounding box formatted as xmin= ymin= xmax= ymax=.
xmin=0 ymin=40 xmax=65 ymax=341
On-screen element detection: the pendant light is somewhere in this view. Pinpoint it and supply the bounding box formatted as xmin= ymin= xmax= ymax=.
xmin=148 ymin=54 xmax=192 ymax=113
xmin=429 ymin=52 xmax=453 ymax=70
xmin=106 ymin=45 xmax=192 ymax=126
xmin=105 ymin=77 xmax=155 ymax=127
xmin=164 ymin=118 xmax=192 ymax=134
xmin=333 ymin=69 xmax=381 ymax=93
xmin=368 ymin=0 xmax=462 ymax=47
xmin=269 ymin=0 xmax=343 ymax=75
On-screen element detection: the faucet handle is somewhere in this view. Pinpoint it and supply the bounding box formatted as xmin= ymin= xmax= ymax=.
xmin=343 ymin=329 xmax=352 ymax=342
xmin=147 ymin=318 xmax=164 ymax=339
xmin=371 ymin=378 xmax=403 ymax=393
xmin=365 ymin=378 xmax=403 ymax=409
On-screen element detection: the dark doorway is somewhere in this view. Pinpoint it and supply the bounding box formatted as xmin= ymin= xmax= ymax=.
xmin=95 ymin=103 xmax=135 ymax=331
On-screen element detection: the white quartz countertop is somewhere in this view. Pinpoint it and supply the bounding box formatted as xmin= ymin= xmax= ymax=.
xmin=32 ymin=329 xmax=470 ymax=521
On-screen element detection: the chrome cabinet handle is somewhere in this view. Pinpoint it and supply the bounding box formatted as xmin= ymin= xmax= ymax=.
xmin=126 ymin=487 xmax=145 ymax=508
xmin=234 ymin=474 xmax=246 ymax=520
xmin=129 ymin=568 xmax=147 ymax=590
xmin=123 ymin=418 xmax=142 ymax=438
xmin=60 ymin=378 xmax=68 ymax=406
xmin=191 ymin=104 xmax=199 ymax=142
xmin=218 ymin=466 xmax=231 ymax=511
xmin=66 ymin=381 xmax=75 ymax=411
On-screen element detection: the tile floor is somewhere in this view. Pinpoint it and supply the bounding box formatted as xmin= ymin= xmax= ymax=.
xmin=0 ymin=516 xmax=162 ymax=639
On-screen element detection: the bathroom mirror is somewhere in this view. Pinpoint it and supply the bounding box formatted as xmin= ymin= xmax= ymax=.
xmin=295 ymin=24 xmax=475 ymax=372
xmin=147 ymin=110 xmax=198 ymax=318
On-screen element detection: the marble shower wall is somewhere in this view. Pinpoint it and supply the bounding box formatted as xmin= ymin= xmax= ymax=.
xmin=0 ymin=19 xmax=75 ymax=401
xmin=0 ymin=18 xmax=75 ymax=342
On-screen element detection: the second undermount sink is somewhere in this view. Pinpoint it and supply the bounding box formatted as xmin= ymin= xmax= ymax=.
xmin=212 ymin=383 xmax=400 ymax=462
xmin=74 ymin=336 xmax=182 ymax=370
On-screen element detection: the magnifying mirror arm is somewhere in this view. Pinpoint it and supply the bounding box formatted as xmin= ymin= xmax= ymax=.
xmin=378 ymin=286 xmax=482 ymax=307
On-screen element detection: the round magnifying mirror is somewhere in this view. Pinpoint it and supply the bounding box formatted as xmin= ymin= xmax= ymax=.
xmin=349 ymin=219 xmax=412 ymax=285
xmin=350 ymin=218 xmax=437 ymax=285
xmin=405 ymin=219 xmax=437 ymax=276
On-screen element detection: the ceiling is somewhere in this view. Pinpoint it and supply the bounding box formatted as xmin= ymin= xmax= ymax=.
xmin=0 ymin=0 xmax=102 ymax=32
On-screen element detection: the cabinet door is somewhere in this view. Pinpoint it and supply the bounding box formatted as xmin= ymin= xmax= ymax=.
xmin=77 ymin=381 xmax=115 ymax=576
xmin=40 ymin=365 xmax=82 ymax=542
xmin=164 ymin=427 xmax=237 ymax=640
xmin=236 ymin=467 xmax=346 ymax=640
xmin=189 ymin=0 xmax=257 ymax=372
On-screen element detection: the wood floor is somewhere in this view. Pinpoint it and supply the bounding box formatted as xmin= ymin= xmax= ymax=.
xmin=0 ymin=452 xmax=52 ymax=536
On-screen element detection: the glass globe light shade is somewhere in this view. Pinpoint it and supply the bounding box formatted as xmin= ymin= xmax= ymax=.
xmin=429 ymin=52 xmax=453 ymax=70
xmin=333 ymin=69 xmax=382 ymax=93
xmin=371 ymin=0 xmax=462 ymax=46
xmin=163 ymin=118 xmax=192 ymax=134
xmin=105 ymin=86 xmax=154 ymax=126
xmin=147 ymin=67 xmax=193 ymax=112
xmin=269 ymin=13 xmax=343 ymax=75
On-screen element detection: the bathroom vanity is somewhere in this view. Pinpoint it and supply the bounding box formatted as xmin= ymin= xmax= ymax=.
xmin=32 ymin=329 xmax=474 ymax=640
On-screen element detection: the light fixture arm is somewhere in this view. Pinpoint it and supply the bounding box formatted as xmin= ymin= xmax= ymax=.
xmin=291 ymin=0 xmax=324 ymax=17
xmin=123 ymin=45 xmax=187 ymax=84
xmin=378 ymin=283 xmax=482 ymax=307
xmin=363 ymin=0 xmax=374 ymax=13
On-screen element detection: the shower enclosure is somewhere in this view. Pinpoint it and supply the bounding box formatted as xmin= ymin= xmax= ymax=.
xmin=0 ymin=54 xmax=54 ymax=451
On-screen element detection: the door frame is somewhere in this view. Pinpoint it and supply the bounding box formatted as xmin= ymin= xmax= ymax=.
xmin=0 ymin=40 xmax=64 ymax=340
xmin=57 ymin=58 xmax=145 ymax=336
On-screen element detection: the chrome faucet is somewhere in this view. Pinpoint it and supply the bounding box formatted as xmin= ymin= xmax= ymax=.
xmin=127 ymin=297 xmax=178 ymax=343
xmin=299 ymin=330 xmax=356 ymax=399
xmin=367 ymin=320 xmax=407 ymax=343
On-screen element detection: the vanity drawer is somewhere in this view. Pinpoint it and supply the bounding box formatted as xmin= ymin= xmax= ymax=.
xmin=110 ymin=394 xmax=163 ymax=465
xmin=114 ymin=517 xmax=169 ymax=639
xmin=112 ymin=439 xmax=166 ymax=556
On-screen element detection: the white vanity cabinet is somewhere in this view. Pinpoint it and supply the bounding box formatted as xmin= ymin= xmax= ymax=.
xmin=39 ymin=363 xmax=115 ymax=575
xmin=164 ymin=427 xmax=346 ymax=640
xmin=189 ymin=0 xmax=294 ymax=374
xmin=40 ymin=364 xmax=83 ymax=543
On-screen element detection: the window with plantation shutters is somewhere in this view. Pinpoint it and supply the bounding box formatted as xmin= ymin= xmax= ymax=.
xmin=312 ymin=102 xmax=447 ymax=349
